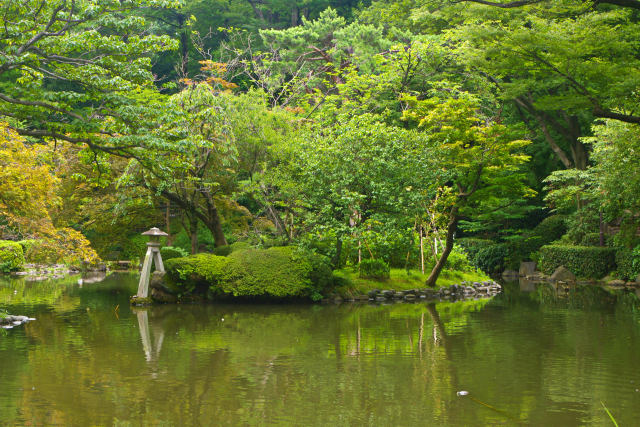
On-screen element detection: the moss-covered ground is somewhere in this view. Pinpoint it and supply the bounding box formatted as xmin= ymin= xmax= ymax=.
xmin=332 ymin=267 xmax=491 ymax=297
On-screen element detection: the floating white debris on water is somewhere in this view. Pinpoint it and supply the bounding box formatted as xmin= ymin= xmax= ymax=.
xmin=457 ymin=391 xmax=469 ymax=396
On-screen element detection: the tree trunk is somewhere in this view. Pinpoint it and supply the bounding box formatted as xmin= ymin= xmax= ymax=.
xmin=571 ymin=138 xmax=589 ymax=170
xmin=204 ymin=203 xmax=227 ymax=247
xmin=291 ymin=6 xmax=299 ymax=26
xmin=166 ymin=202 xmax=173 ymax=246
xmin=426 ymin=208 xmax=459 ymax=287
xmin=420 ymin=225 xmax=425 ymax=275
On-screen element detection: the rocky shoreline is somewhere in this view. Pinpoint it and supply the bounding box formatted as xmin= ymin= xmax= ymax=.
xmin=325 ymin=280 xmax=503 ymax=304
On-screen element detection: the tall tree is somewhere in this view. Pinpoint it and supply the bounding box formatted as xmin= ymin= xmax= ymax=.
xmin=0 ymin=0 xmax=178 ymax=152
xmin=404 ymin=93 xmax=533 ymax=285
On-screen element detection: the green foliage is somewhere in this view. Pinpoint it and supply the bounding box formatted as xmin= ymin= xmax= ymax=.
xmin=615 ymin=247 xmax=640 ymax=281
xmin=444 ymin=246 xmax=473 ymax=272
xmin=166 ymin=247 xmax=333 ymax=300
xmin=505 ymin=214 xmax=568 ymax=268
xmin=533 ymin=215 xmax=567 ymax=241
xmin=161 ymin=246 xmax=189 ymax=261
xmin=257 ymin=8 xmax=391 ymax=102
xmin=475 ymin=244 xmax=509 ymax=275
xmin=0 ymin=240 xmax=25 ymax=273
xmin=165 ymin=253 xmax=232 ymax=294
xmin=17 ymin=240 xmax=37 ymax=256
xmin=212 ymin=241 xmax=253 ymax=256
xmin=359 ymin=259 xmax=390 ymax=280
xmin=589 ymin=121 xmax=640 ymax=247
xmin=0 ymin=0 xmax=178 ymax=153
xmin=224 ymin=247 xmax=331 ymax=300
xmin=537 ymin=245 xmax=616 ymax=279
xmin=120 ymin=235 xmax=149 ymax=262
xmin=456 ymin=238 xmax=495 ymax=267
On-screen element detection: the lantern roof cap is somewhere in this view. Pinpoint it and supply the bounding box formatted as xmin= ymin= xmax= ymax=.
xmin=141 ymin=227 xmax=168 ymax=237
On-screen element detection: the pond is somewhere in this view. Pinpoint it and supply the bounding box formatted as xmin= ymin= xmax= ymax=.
xmin=1 ymin=273 xmax=640 ymax=425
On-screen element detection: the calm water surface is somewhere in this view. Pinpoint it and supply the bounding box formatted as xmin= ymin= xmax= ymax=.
xmin=1 ymin=273 xmax=640 ymax=426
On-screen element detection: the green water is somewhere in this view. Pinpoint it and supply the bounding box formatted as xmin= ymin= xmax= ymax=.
xmin=1 ymin=274 xmax=640 ymax=426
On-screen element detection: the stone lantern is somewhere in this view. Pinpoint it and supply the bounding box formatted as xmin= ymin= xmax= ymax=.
xmin=135 ymin=227 xmax=168 ymax=300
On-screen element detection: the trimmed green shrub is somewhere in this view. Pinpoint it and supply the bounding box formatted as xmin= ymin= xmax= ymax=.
xmin=359 ymin=259 xmax=390 ymax=280
xmin=212 ymin=241 xmax=252 ymax=257
xmin=161 ymin=246 xmax=189 ymax=261
xmin=537 ymin=245 xmax=616 ymax=279
xmin=165 ymin=247 xmax=332 ymax=300
xmin=223 ymin=247 xmax=331 ymax=299
xmin=475 ymin=244 xmax=508 ymax=275
xmin=0 ymin=240 xmax=25 ymax=273
xmin=212 ymin=245 xmax=233 ymax=256
xmin=615 ymin=247 xmax=640 ymax=281
xmin=165 ymin=253 xmax=232 ymax=294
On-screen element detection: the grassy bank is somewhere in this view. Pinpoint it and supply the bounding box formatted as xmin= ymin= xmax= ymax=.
xmin=333 ymin=267 xmax=491 ymax=297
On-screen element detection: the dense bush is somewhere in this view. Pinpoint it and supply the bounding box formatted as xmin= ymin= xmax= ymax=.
xmin=456 ymin=238 xmax=495 ymax=265
xmin=444 ymin=245 xmax=474 ymax=272
xmin=615 ymin=247 xmax=640 ymax=281
xmin=17 ymin=239 xmax=37 ymax=256
xmin=537 ymin=245 xmax=616 ymax=279
xmin=212 ymin=245 xmax=233 ymax=256
xmin=504 ymin=215 xmax=567 ymax=269
xmin=165 ymin=247 xmax=333 ymax=300
xmin=224 ymin=247 xmax=332 ymax=300
xmin=0 ymin=240 xmax=25 ymax=272
xmin=533 ymin=215 xmax=567 ymax=241
xmin=165 ymin=253 xmax=231 ymax=294
xmin=580 ymin=232 xmax=602 ymax=247
xmin=475 ymin=244 xmax=509 ymax=274
xmin=161 ymin=246 xmax=189 ymax=261
xmin=359 ymin=258 xmax=390 ymax=280
xmin=120 ymin=234 xmax=149 ymax=261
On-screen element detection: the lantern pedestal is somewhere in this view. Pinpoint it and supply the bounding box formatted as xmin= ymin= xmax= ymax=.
xmin=132 ymin=227 xmax=168 ymax=305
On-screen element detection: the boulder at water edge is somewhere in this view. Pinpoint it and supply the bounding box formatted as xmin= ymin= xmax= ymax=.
xmin=550 ymin=266 xmax=576 ymax=282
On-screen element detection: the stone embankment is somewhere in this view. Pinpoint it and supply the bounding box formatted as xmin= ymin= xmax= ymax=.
xmin=328 ymin=281 xmax=502 ymax=304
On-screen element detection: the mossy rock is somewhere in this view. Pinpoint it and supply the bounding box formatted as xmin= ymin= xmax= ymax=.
xmin=0 ymin=240 xmax=25 ymax=273
xmin=130 ymin=295 xmax=154 ymax=306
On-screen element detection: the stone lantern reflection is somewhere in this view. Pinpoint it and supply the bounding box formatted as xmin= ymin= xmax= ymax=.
xmin=135 ymin=227 xmax=168 ymax=300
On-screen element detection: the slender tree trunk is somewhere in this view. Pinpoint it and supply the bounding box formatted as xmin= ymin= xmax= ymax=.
xmin=420 ymin=225 xmax=425 ymax=275
xmin=426 ymin=208 xmax=459 ymax=287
